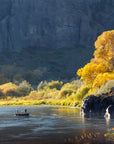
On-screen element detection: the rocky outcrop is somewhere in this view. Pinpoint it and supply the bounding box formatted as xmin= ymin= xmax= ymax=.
xmin=110 ymin=87 xmax=114 ymax=94
xmin=81 ymin=95 xmax=101 ymax=114
xmin=81 ymin=93 xmax=114 ymax=117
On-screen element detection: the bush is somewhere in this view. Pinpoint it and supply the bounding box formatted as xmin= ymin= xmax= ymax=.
xmin=38 ymin=80 xmax=63 ymax=91
xmin=58 ymin=89 xmax=73 ymax=99
xmin=47 ymin=81 xmax=63 ymax=90
xmin=37 ymin=81 xmax=47 ymax=91
xmin=5 ymin=90 xmax=18 ymax=96
xmin=28 ymin=91 xmax=44 ymax=99
xmin=0 ymin=82 xmax=17 ymax=95
xmin=71 ymin=80 xmax=83 ymax=89
xmin=43 ymin=90 xmax=59 ymax=99
xmin=75 ymin=85 xmax=90 ymax=100
xmin=17 ymin=80 xmax=33 ymax=96
xmin=0 ymin=89 xmax=4 ymax=96
xmin=61 ymin=80 xmax=83 ymax=92
xmin=92 ymin=80 xmax=114 ymax=96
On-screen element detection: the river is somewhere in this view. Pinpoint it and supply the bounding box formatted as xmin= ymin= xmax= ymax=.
xmin=0 ymin=105 xmax=113 ymax=144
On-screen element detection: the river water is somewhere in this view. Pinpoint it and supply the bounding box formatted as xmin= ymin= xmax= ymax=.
xmin=0 ymin=105 xmax=113 ymax=144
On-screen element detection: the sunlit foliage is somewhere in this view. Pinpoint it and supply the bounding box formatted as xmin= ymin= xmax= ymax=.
xmin=37 ymin=81 xmax=48 ymax=91
xmin=77 ymin=30 xmax=114 ymax=92
xmin=91 ymin=73 xmax=114 ymax=92
xmin=92 ymin=80 xmax=114 ymax=96
xmin=104 ymin=128 xmax=114 ymax=142
xmin=38 ymin=80 xmax=63 ymax=91
xmin=1 ymin=28 xmax=114 ymax=107
xmin=0 ymin=82 xmax=17 ymax=95
xmin=22 ymin=80 xmax=83 ymax=106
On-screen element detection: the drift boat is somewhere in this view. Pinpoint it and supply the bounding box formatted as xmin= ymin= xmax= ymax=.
xmin=15 ymin=113 xmax=29 ymax=116
xmin=15 ymin=109 xmax=29 ymax=116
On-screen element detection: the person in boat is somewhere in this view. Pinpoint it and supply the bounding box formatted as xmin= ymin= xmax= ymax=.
xmin=24 ymin=109 xmax=27 ymax=113
xmin=16 ymin=109 xmax=26 ymax=114
xmin=16 ymin=109 xmax=19 ymax=114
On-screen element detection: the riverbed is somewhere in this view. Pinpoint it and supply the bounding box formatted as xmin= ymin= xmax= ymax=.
xmin=0 ymin=105 xmax=113 ymax=144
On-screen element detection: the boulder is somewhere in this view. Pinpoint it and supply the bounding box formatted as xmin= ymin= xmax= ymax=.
xmin=99 ymin=95 xmax=114 ymax=114
xmin=81 ymin=95 xmax=101 ymax=115
xmin=81 ymin=94 xmax=114 ymax=117
xmin=110 ymin=87 xmax=114 ymax=94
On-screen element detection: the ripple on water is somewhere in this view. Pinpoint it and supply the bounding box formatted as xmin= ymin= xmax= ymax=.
xmin=0 ymin=106 xmax=113 ymax=144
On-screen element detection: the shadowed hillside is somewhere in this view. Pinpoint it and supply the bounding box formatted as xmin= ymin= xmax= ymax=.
xmin=0 ymin=0 xmax=114 ymax=84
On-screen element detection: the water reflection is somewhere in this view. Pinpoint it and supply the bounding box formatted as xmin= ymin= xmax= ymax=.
xmin=105 ymin=116 xmax=111 ymax=126
xmin=80 ymin=112 xmax=113 ymax=128
xmin=0 ymin=106 xmax=113 ymax=144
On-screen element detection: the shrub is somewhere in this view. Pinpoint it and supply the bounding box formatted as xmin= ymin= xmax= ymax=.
xmin=71 ymin=80 xmax=83 ymax=89
xmin=0 ymin=89 xmax=4 ymax=96
xmin=38 ymin=80 xmax=63 ymax=91
xmin=37 ymin=81 xmax=47 ymax=91
xmin=92 ymin=80 xmax=114 ymax=96
xmin=28 ymin=91 xmax=44 ymax=99
xmin=58 ymin=89 xmax=73 ymax=99
xmin=61 ymin=80 xmax=83 ymax=92
xmin=17 ymin=80 xmax=33 ymax=96
xmin=5 ymin=90 xmax=18 ymax=96
xmin=75 ymin=85 xmax=90 ymax=100
xmin=29 ymin=91 xmax=39 ymax=97
xmin=0 ymin=82 xmax=17 ymax=95
xmin=47 ymin=81 xmax=63 ymax=90
xmin=43 ymin=90 xmax=59 ymax=99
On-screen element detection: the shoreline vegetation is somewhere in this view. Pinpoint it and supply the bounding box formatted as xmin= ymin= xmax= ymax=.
xmin=0 ymin=80 xmax=84 ymax=107
xmin=0 ymin=30 xmax=114 ymax=106
xmin=0 ymin=79 xmax=113 ymax=107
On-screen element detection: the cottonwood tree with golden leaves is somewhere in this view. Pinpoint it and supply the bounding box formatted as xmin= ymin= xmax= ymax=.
xmin=77 ymin=30 xmax=114 ymax=92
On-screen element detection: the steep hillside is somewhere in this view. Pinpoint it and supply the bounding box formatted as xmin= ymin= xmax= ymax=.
xmin=0 ymin=0 xmax=114 ymax=83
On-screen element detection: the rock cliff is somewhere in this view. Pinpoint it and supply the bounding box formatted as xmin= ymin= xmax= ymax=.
xmin=0 ymin=0 xmax=114 ymax=80
xmin=0 ymin=0 xmax=114 ymax=51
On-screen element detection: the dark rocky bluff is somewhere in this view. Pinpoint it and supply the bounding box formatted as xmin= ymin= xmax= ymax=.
xmin=0 ymin=0 xmax=114 ymax=80
xmin=81 ymin=88 xmax=114 ymax=118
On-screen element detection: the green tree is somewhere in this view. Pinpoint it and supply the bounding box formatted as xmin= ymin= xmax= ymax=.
xmin=17 ymin=80 xmax=33 ymax=96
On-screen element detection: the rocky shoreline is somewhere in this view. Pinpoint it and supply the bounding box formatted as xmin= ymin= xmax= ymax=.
xmin=81 ymin=87 xmax=114 ymax=118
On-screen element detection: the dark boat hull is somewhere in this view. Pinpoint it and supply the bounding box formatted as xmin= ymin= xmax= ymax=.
xmin=15 ymin=113 xmax=29 ymax=116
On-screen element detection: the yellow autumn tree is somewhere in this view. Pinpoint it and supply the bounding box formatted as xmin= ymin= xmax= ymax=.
xmin=92 ymin=73 xmax=114 ymax=90
xmin=77 ymin=30 xmax=114 ymax=92
xmin=94 ymin=30 xmax=114 ymax=71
